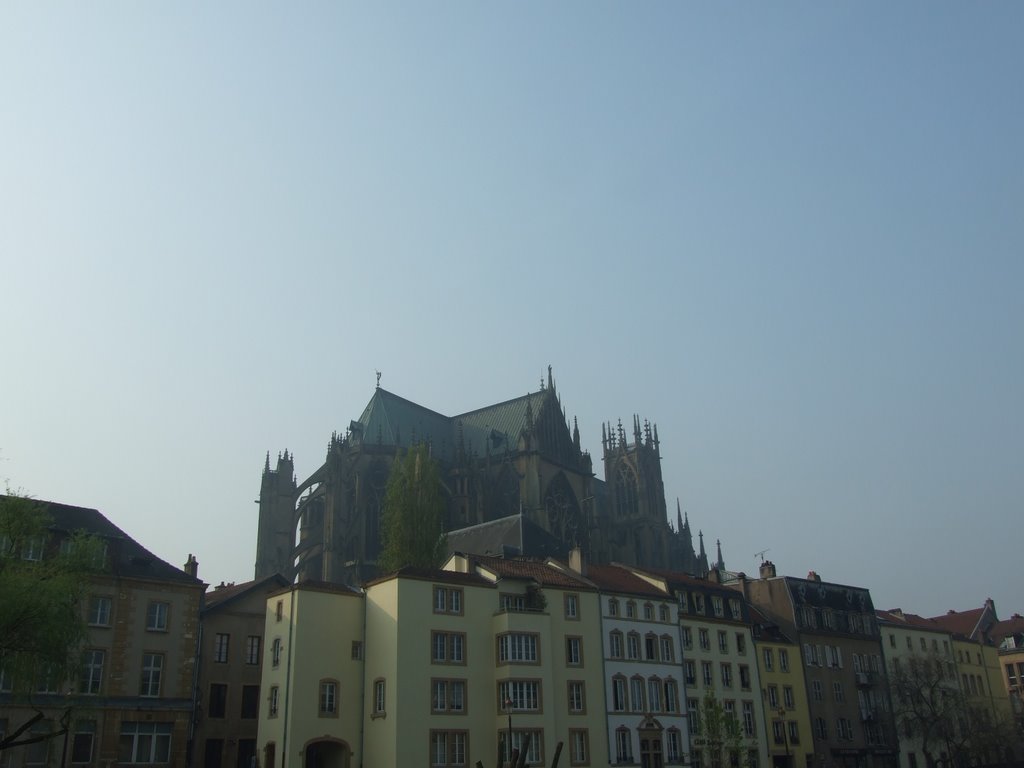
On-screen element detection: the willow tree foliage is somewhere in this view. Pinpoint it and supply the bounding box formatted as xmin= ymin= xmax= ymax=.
xmin=377 ymin=445 xmax=448 ymax=572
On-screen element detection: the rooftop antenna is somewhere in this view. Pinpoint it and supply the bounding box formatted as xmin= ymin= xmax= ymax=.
xmin=755 ymin=548 xmax=770 ymax=563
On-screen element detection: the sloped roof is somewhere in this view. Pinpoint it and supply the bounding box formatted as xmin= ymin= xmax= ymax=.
xmin=204 ymin=573 xmax=290 ymax=611
xmin=876 ymin=609 xmax=950 ymax=633
xmin=455 ymin=391 xmax=549 ymax=457
xmin=992 ymin=614 xmax=1024 ymax=645
xmin=11 ymin=496 xmax=203 ymax=587
xmin=364 ymin=565 xmax=494 ymax=590
xmin=584 ymin=563 xmax=670 ymax=598
xmin=467 ymin=554 xmax=595 ymax=590
xmin=927 ymin=606 xmax=991 ymax=640
xmin=353 ymin=387 xmax=555 ymax=465
xmin=446 ymin=513 xmax=569 ymax=561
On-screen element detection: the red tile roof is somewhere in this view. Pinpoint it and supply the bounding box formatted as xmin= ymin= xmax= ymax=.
xmin=583 ymin=564 xmax=669 ymax=597
xmin=926 ymin=607 xmax=987 ymax=638
xmin=876 ymin=609 xmax=950 ymax=633
xmin=468 ymin=555 xmax=595 ymax=590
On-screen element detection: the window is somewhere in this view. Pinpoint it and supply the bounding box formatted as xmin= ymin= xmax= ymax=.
xmin=271 ymin=638 xmax=282 ymax=667
xmin=773 ymin=720 xmax=785 ymax=745
xmin=889 ymin=634 xmax=896 ymax=648
xmin=569 ymin=729 xmax=589 ymax=766
xmin=615 ymin=728 xmax=633 ymax=762
xmin=718 ymin=631 xmax=728 ymax=652
xmin=626 ymin=601 xmax=636 ymax=618
xmin=837 ymin=717 xmax=853 ymax=741
xmin=214 ymin=633 xmax=230 ymax=663
xmin=739 ymin=665 xmax=751 ymax=690
xmin=688 ymin=698 xmax=701 ymax=732
xmin=666 ymin=729 xmax=682 ymax=762
xmin=721 ymin=663 xmax=733 ymax=688
xmin=812 ymin=680 xmax=823 ymax=701
xmin=712 ymin=596 xmax=724 ymax=617
xmin=767 ymin=685 xmax=779 ymax=708
xmin=565 ymin=593 xmax=579 ymax=619
xmin=608 ymin=598 xmax=619 ymax=616
xmin=645 ymin=634 xmax=657 ymax=660
xmin=742 ymin=701 xmax=755 ymax=737
xmin=434 ymin=586 xmax=464 ymax=615
xmin=779 ymin=648 xmax=789 ymax=671
xmin=21 ymin=536 xmax=44 ymax=561
xmin=763 ymin=648 xmax=774 ymax=671
xmin=275 ymin=600 xmax=283 ymax=621
xmin=736 ymin=633 xmax=746 ymax=654
xmin=433 ymin=679 xmax=467 ymax=713
xmin=25 ymin=720 xmax=51 ymax=764
xmin=373 ymin=679 xmax=386 ymax=717
xmin=627 ymin=632 xmax=640 ymax=660
xmin=119 ymin=722 xmax=172 ymax=763
xmin=648 ymin=678 xmax=663 ymax=711
xmin=784 ymin=685 xmax=795 ymax=708
xmin=503 ymin=730 xmax=542 ymax=766
xmin=659 ymin=604 xmax=669 ymax=622
xmin=702 ymin=661 xmax=713 ymax=687
xmin=209 ymin=683 xmax=228 ymax=718
xmin=833 ymin=681 xmax=845 ymax=703
xmin=241 ymin=685 xmax=259 ymax=718
xmin=664 ymin=679 xmax=679 ymax=712
xmin=568 ymin=681 xmax=585 ymax=713
xmin=684 ymin=661 xmax=696 ymax=686
xmin=140 ymin=653 xmax=163 ymax=697
xmin=610 ymin=631 xmax=623 ymax=659
xmin=630 ymin=677 xmax=645 ymax=712
xmin=613 ymin=676 xmax=627 ymax=711
xmin=431 ymin=730 xmax=468 ymax=766
xmin=497 ymin=633 xmax=538 ymax=663
xmin=319 ymin=680 xmax=338 ymax=716
xmin=79 ymin=650 xmax=104 ymax=695
xmin=246 ymin=635 xmax=261 ymax=665
xmin=146 ymin=601 xmax=169 ymax=631
xmin=699 ymin=629 xmax=710 ymax=650
xmin=433 ymin=632 xmax=466 ymax=664
xmin=499 ymin=679 xmax=540 ymax=711
xmin=36 ymin=667 xmax=59 ymax=693
xmin=566 ymin=636 xmax=582 ymax=665
xmin=644 ymin=603 xmax=654 ymax=620
xmin=661 ymin=636 xmax=674 ymax=663
xmin=729 ymin=599 xmax=742 ymax=620
xmin=87 ymin=596 xmax=112 ymax=627
xmin=788 ymin=722 xmax=800 ymax=745
xmin=351 ymin=640 xmax=363 ymax=660
xmin=814 ymin=717 xmax=827 ymax=740
xmin=694 ymin=594 xmax=705 ymax=613
xmin=682 ymin=627 xmax=693 ymax=649
xmin=269 ymin=686 xmax=280 ymax=717
xmin=70 ymin=719 xmax=96 ymax=764
xmin=678 ymin=592 xmax=688 ymax=612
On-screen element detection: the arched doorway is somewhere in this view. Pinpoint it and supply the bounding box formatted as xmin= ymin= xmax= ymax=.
xmin=637 ymin=715 xmax=664 ymax=768
xmin=303 ymin=739 xmax=350 ymax=768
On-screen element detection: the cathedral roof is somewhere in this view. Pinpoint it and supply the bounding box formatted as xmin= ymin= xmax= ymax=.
xmin=354 ymin=386 xmax=554 ymax=463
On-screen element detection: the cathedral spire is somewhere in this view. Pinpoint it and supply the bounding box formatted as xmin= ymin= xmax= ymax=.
xmin=573 ymin=416 xmax=580 ymax=451
xmin=547 ymin=364 xmax=553 ymax=393
xmin=264 ymin=451 xmax=270 ymax=472
xmin=716 ymin=539 xmax=725 ymax=570
xmin=676 ymin=499 xmax=683 ymax=532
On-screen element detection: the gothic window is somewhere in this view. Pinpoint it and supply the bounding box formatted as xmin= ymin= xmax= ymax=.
xmin=615 ymin=463 xmax=639 ymax=518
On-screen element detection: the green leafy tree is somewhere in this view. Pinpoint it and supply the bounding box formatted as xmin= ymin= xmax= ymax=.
xmin=696 ymin=691 xmax=747 ymax=768
xmin=0 ymin=491 xmax=103 ymax=754
xmin=377 ymin=445 xmax=447 ymax=571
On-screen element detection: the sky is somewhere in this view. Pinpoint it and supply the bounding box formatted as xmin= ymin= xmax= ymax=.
xmin=1 ymin=3 xmax=1021 ymax=620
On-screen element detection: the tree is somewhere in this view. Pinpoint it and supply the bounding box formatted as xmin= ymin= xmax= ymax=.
xmin=377 ymin=445 xmax=448 ymax=572
xmin=889 ymin=652 xmax=1019 ymax=767
xmin=0 ymin=491 xmax=103 ymax=754
xmin=694 ymin=691 xmax=747 ymax=768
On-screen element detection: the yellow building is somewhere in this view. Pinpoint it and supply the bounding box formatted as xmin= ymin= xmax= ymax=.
xmin=258 ymin=582 xmax=365 ymax=768
xmin=748 ymin=607 xmax=814 ymax=768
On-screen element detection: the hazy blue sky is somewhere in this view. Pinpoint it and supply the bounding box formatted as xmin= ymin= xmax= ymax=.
xmin=2 ymin=3 xmax=1021 ymax=618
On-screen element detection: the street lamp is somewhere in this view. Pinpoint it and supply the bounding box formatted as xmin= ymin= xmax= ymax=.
xmin=504 ymin=696 xmax=514 ymax=767
xmin=777 ymin=707 xmax=790 ymax=768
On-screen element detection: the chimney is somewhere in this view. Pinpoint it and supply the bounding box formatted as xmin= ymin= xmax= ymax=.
xmin=807 ymin=570 xmax=821 ymax=583
xmin=759 ymin=560 xmax=777 ymax=579
xmin=184 ymin=553 xmax=199 ymax=578
xmin=569 ymin=546 xmax=586 ymax=576
xmin=708 ymin=568 xmax=720 ymax=584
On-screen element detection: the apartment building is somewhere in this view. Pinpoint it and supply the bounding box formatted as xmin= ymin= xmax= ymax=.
xmin=582 ymin=563 xmax=690 ymax=766
xmin=731 ymin=562 xmax=897 ymax=768
xmin=747 ymin=607 xmax=814 ymax=768
xmin=194 ymin=574 xmax=288 ymax=768
xmin=629 ymin=566 xmax=769 ymax=768
xmin=0 ymin=498 xmax=204 ymax=767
